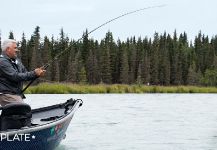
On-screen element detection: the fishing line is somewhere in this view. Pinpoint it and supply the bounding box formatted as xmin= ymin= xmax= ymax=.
xmin=22 ymin=4 xmax=166 ymax=93
xmin=44 ymin=4 xmax=166 ymax=69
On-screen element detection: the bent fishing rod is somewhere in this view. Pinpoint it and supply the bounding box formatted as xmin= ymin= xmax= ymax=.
xmin=21 ymin=4 xmax=166 ymax=93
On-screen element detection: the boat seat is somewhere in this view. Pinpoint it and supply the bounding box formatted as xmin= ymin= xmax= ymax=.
xmin=0 ymin=103 xmax=32 ymax=130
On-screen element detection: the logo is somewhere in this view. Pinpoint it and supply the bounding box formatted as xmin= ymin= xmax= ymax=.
xmin=50 ymin=123 xmax=63 ymax=136
xmin=47 ymin=123 xmax=64 ymax=142
xmin=0 ymin=133 xmax=36 ymax=142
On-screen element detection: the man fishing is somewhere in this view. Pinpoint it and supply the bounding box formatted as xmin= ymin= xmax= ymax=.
xmin=0 ymin=39 xmax=46 ymax=106
xmin=0 ymin=5 xmax=166 ymax=107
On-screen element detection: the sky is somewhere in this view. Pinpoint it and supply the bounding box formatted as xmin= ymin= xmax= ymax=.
xmin=1 ymin=0 xmax=217 ymax=42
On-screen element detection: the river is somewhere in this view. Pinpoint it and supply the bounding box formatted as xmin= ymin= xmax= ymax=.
xmin=25 ymin=94 xmax=217 ymax=150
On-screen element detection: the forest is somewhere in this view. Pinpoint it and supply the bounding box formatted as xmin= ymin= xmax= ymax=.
xmin=1 ymin=26 xmax=217 ymax=86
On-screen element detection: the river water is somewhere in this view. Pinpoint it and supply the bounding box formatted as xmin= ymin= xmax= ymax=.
xmin=25 ymin=94 xmax=217 ymax=150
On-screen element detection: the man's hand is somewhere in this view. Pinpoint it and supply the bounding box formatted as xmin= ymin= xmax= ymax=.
xmin=34 ymin=67 xmax=46 ymax=77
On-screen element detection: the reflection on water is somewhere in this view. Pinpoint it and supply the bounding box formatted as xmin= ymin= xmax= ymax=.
xmin=26 ymin=94 xmax=217 ymax=150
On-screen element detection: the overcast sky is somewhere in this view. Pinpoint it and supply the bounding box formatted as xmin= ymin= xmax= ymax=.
xmin=1 ymin=0 xmax=217 ymax=42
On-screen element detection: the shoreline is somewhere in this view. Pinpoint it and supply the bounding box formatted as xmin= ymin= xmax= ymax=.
xmin=24 ymin=83 xmax=217 ymax=94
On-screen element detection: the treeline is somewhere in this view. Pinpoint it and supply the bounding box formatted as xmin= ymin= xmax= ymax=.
xmin=1 ymin=26 xmax=217 ymax=86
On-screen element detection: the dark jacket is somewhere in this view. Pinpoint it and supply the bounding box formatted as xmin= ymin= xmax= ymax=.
xmin=0 ymin=54 xmax=37 ymax=96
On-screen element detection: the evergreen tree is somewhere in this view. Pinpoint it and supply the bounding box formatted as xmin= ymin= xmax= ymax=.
xmin=201 ymin=69 xmax=217 ymax=86
xmin=4 ymin=27 xmax=217 ymax=86
xmin=211 ymin=36 xmax=217 ymax=55
xmin=120 ymin=45 xmax=129 ymax=84
xmin=53 ymin=60 xmax=60 ymax=82
xmin=194 ymin=31 xmax=209 ymax=74
xmin=150 ymin=33 xmax=159 ymax=85
xmin=30 ymin=26 xmax=41 ymax=70
xmin=168 ymin=30 xmax=178 ymax=84
xmin=74 ymin=51 xmax=84 ymax=83
xmin=141 ymin=49 xmax=150 ymax=85
xmin=212 ymin=56 xmax=217 ymax=69
xmin=205 ymin=37 xmax=215 ymax=70
xmin=50 ymin=37 xmax=60 ymax=81
xmin=66 ymin=41 xmax=76 ymax=82
xmin=79 ymin=66 xmax=87 ymax=84
xmin=158 ymin=33 xmax=170 ymax=85
xmin=136 ymin=37 xmax=145 ymax=67
xmin=128 ymin=41 xmax=137 ymax=84
xmin=20 ymin=33 xmax=28 ymax=69
xmin=100 ymin=41 xmax=112 ymax=84
xmin=81 ymin=29 xmax=89 ymax=63
xmin=136 ymin=63 xmax=142 ymax=85
xmin=42 ymin=36 xmax=51 ymax=81
xmin=86 ymin=44 xmax=100 ymax=84
xmin=179 ymin=33 xmax=190 ymax=85
xmin=58 ymin=28 xmax=69 ymax=81
xmin=67 ymin=60 xmax=76 ymax=83
xmin=116 ymin=39 xmax=122 ymax=83
xmin=26 ymin=36 xmax=34 ymax=70
xmin=105 ymin=31 xmax=118 ymax=83
xmin=175 ymin=43 xmax=183 ymax=85
xmin=8 ymin=31 xmax=14 ymax=39
xmin=187 ymin=62 xmax=201 ymax=85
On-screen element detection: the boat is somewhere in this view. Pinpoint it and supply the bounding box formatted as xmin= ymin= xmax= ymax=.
xmin=0 ymin=98 xmax=83 ymax=150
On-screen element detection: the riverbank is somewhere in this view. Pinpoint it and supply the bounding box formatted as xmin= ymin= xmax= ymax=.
xmin=24 ymin=83 xmax=217 ymax=94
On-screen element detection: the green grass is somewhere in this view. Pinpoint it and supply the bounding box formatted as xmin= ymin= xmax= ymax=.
xmin=24 ymin=83 xmax=217 ymax=94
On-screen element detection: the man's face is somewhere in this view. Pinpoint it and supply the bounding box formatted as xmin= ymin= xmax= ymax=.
xmin=6 ymin=43 xmax=19 ymax=59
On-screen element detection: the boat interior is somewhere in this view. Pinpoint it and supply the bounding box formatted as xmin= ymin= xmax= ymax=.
xmin=0 ymin=99 xmax=82 ymax=131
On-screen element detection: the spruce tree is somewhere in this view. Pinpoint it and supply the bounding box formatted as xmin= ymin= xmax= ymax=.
xmin=86 ymin=47 xmax=100 ymax=84
xmin=8 ymin=31 xmax=14 ymax=39
xmin=20 ymin=33 xmax=28 ymax=69
xmin=79 ymin=66 xmax=87 ymax=84
xmin=150 ymin=33 xmax=159 ymax=85
xmin=58 ymin=28 xmax=69 ymax=81
xmin=211 ymin=36 xmax=217 ymax=55
xmin=100 ymin=41 xmax=112 ymax=84
xmin=136 ymin=63 xmax=142 ymax=85
xmin=81 ymin=29 xmax=89 ymax=63
xmin=67 ymin=41 xmax=76 ymax=82
xmin=42 ymin=36 xmax=51 ymax=81
xmin=212 ymin=56 xmax=217 ymax=69
xmin=50 ymin=38 xmax=60 ymax=81
xmin=120 ymin=45 xmax=129 ymax=84
xmin=179 ymin=33 xmax=190 ymax=85
xmin=175 ymin=43 xmax=183 ymax=85
xmin=128 ymin=41 xmax=137 ymax=84
xmin=168 ymin=30 xmax=178 ymax=84
xmin=187 ymin=62 xmax=201 ymax=85
xmin=158 ymin=33 xmax=170 ymax=85
xmin=141 ymin=49 xmax=150 ymax=85
xmin=30 ymin=26 xmax=41 ymax=70
xmin=104 ymin=31 xmax=118 ymax=83
xmin=74 ymin=51 xmax=84 ymax=83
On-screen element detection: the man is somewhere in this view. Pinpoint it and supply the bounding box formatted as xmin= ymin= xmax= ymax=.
xmin=0 ymin=39 xmax=46 ymax=106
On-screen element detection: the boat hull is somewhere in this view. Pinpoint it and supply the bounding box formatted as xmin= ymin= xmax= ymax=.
xmin=0 ymin=99 xmax=82 ymax=150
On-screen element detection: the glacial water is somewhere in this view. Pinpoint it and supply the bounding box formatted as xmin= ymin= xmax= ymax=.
xmin=25 ymin=94 xmax=217 ymax=150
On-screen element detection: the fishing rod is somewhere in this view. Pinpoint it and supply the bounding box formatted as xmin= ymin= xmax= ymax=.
xmin=21 ymin=4 xmax=166 ymax=93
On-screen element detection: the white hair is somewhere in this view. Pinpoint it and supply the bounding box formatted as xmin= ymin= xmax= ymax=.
xmin=1 ymin=39 xmax=17 ymax=52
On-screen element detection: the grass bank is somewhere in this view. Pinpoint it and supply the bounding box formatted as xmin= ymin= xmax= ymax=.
xmin=24 ymin=83 xmax=217 ymax=94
